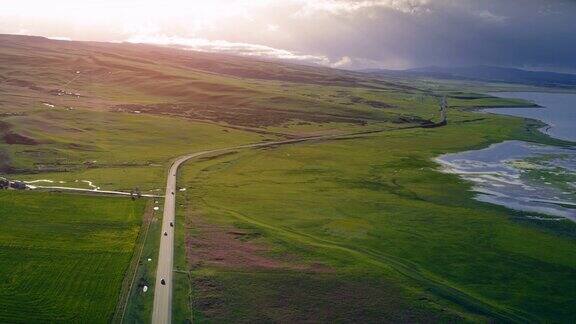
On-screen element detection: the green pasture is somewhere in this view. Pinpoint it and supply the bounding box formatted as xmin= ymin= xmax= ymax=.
xmin=178 ymin=113 xmax=576 ymax=322
xmin=2 ymin=108 xmax=267 ymax=172
xmin=0 ymin=191 xmax=145 ymax=322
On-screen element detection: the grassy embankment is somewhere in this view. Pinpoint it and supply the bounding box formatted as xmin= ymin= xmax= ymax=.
xmin=0 ymin=191 xmax=145 ymax=322
xmin=121 ymin=199 xmax=164 ymax=323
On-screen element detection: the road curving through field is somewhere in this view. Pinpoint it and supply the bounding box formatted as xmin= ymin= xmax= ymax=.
xmin=151 ymin=125 xmax=527 ymax=323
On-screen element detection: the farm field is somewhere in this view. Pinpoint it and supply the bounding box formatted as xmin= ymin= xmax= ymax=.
xmin=0 ymin=191 xmax=145 ymax=322
xmin=177 ymin=112 xmax=576 ymax=322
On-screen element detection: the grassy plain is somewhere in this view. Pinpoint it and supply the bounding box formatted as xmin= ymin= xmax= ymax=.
xmin=0 ymin=191 xmax=145 ymax=322
xmin=177 ymin=111 xmax=576 ymax=322
xmin=2 ymin=34 xmax=575 ymax=322
xmin=4 ymin=109 xmax=268 ymax=191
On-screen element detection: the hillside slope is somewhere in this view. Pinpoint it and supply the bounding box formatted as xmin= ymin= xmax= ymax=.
xmin=363 ymin=65 xmax=576 ymax=88
xmin=2 ymin=34 xmax=572 ymax=323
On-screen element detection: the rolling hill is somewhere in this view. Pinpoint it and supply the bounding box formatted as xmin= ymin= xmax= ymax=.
xmin=1 ymin=34 xmax=575 ymax=323
xmin=363 ymin=65 xmax=576 ymax=88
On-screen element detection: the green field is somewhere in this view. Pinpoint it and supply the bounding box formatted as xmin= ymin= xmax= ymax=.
xmin=177 ymin=113 xmax=576 ymax=322
xmin=0 ymin=191 xmax=145 ymax=322
xmin=2 ymin=34 xmax=575 ymax=322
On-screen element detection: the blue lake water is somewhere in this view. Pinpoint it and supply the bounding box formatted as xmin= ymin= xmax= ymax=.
xmin=436 ymin=92 xmax=576 ymax=221
xmin=484 ymin=92 xmax=576 ymax=141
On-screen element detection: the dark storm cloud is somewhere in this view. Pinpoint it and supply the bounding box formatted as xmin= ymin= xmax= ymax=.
xmin=277 ymin=0 xmax=576 ymax=71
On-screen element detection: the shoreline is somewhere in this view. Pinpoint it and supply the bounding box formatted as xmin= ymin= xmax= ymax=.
xmin=476 ymin=93 xmax=575 ymax=147
xmin=434 ymin=91 xmax=576 ymax=220
xmin=484 ymin=91 xmax=576 ymax=147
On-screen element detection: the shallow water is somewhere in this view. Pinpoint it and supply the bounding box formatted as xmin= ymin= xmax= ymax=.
xmin=437 ymin=92 xmax=576 ymax=221
xmin=436 ymin=141 xmax=576 ymax=221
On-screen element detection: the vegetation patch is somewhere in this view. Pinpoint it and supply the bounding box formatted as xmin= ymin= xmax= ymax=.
xmin=2 ymin=132 xmax=38 ymax=145
xmin=179 ymin=117 xmax=576 ymax=322
xmin=0 ymin=191 xmax=145 ymax=322
xmin=190 ymin=271 xmax=457 ymax=323
xmin=113 ymin=102 xmax=381 ymax=128
xmin=186 ymin=216 xmax=325 ymax=271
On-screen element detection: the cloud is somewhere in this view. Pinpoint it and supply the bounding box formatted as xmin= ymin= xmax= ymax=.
xmin=332 ymin=56 xmax=353 ymax=68
xmin=266 ymin=24 xmax=279 ymax=32
xmin=476 ymin=10 xmax=507 ymax=23
xmin=126 ymin=35 xmax=377 ymax=69
xmin=127 ymin=35 xmax=333 ymax=66
xmin=282 ymin=0 xmax=576 ymax=71
xmin=46 ymin=36 xmax=72 ymax=41
xmin=294 ymin=0 xmax=432 ymax=16
xmin=1 ymin=0 xmax=576 ymax=72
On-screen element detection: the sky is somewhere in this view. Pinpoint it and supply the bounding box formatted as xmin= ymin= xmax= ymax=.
xmin=1 ymin=0 xmax=575 ymax=72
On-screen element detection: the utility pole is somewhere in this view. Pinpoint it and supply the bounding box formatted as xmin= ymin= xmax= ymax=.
xmin=438 ymin=96 xmax=448 ymax=126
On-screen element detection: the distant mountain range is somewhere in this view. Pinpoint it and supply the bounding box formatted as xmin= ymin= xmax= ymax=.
xmin=361 ymin=65 xmax=576 ymax=88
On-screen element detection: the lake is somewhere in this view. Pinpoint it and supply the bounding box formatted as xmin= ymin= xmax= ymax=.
xmin=436 ymin=92 xmax=576 ymax=221
xmin=484 ymin=92 xmax=576 ymax=141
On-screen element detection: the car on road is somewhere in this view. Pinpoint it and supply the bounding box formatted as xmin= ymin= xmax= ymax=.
xmin=170 ymin=222 xmax=173 ymax=227
xmin=160 ymin=279 xmax=166 ymax=285
xmin=164 ymin=231 xmax=168 ymax=236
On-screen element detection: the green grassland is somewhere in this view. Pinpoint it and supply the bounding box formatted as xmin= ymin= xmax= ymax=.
xmin=2 ymin=34 xmax=575 ymax=322
xmin=177 ymin=112 xmax=576 ymax=322
xmin=0 ymin=103 xmax=266 ymax=167
xmin=0 ymin=191 xmax=145 ymax=322
xmin=0 ymin=34 xmax=536 ymax=187
xmin=1 ymin=34 xmax=420 ymax=191
xmin=6 ymin=109 xmax=267 ymax=193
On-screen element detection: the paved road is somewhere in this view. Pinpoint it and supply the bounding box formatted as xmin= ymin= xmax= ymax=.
xmin=150 ymin=129 xmax=409 ymax=323
xmin=150 ymin=135 xmax=336 ymax=323
xmin=147 ymin=122 xmax=519 ymax=323
xmin=151 ymin=151 xmax=206 ymax=324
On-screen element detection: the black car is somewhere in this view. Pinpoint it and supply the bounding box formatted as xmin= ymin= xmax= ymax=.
xmin=170 ymin=222 xmax=173 ymax=227
xmin=161 ymin=279 xmax=166 ymax=285
xmin=163 ymin=231 xmax=167 ymax=236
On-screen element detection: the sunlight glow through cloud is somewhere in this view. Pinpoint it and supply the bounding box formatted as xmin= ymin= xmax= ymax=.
xmin=0 ymin=0 xmax=436 ymax=69
xmin=1 ymin=0 xmax=575 ymax=71
xmin=294 ymin=0 xmax=431 ymax=16
xmin=127 ymin=35 xmax=334 ymax=66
